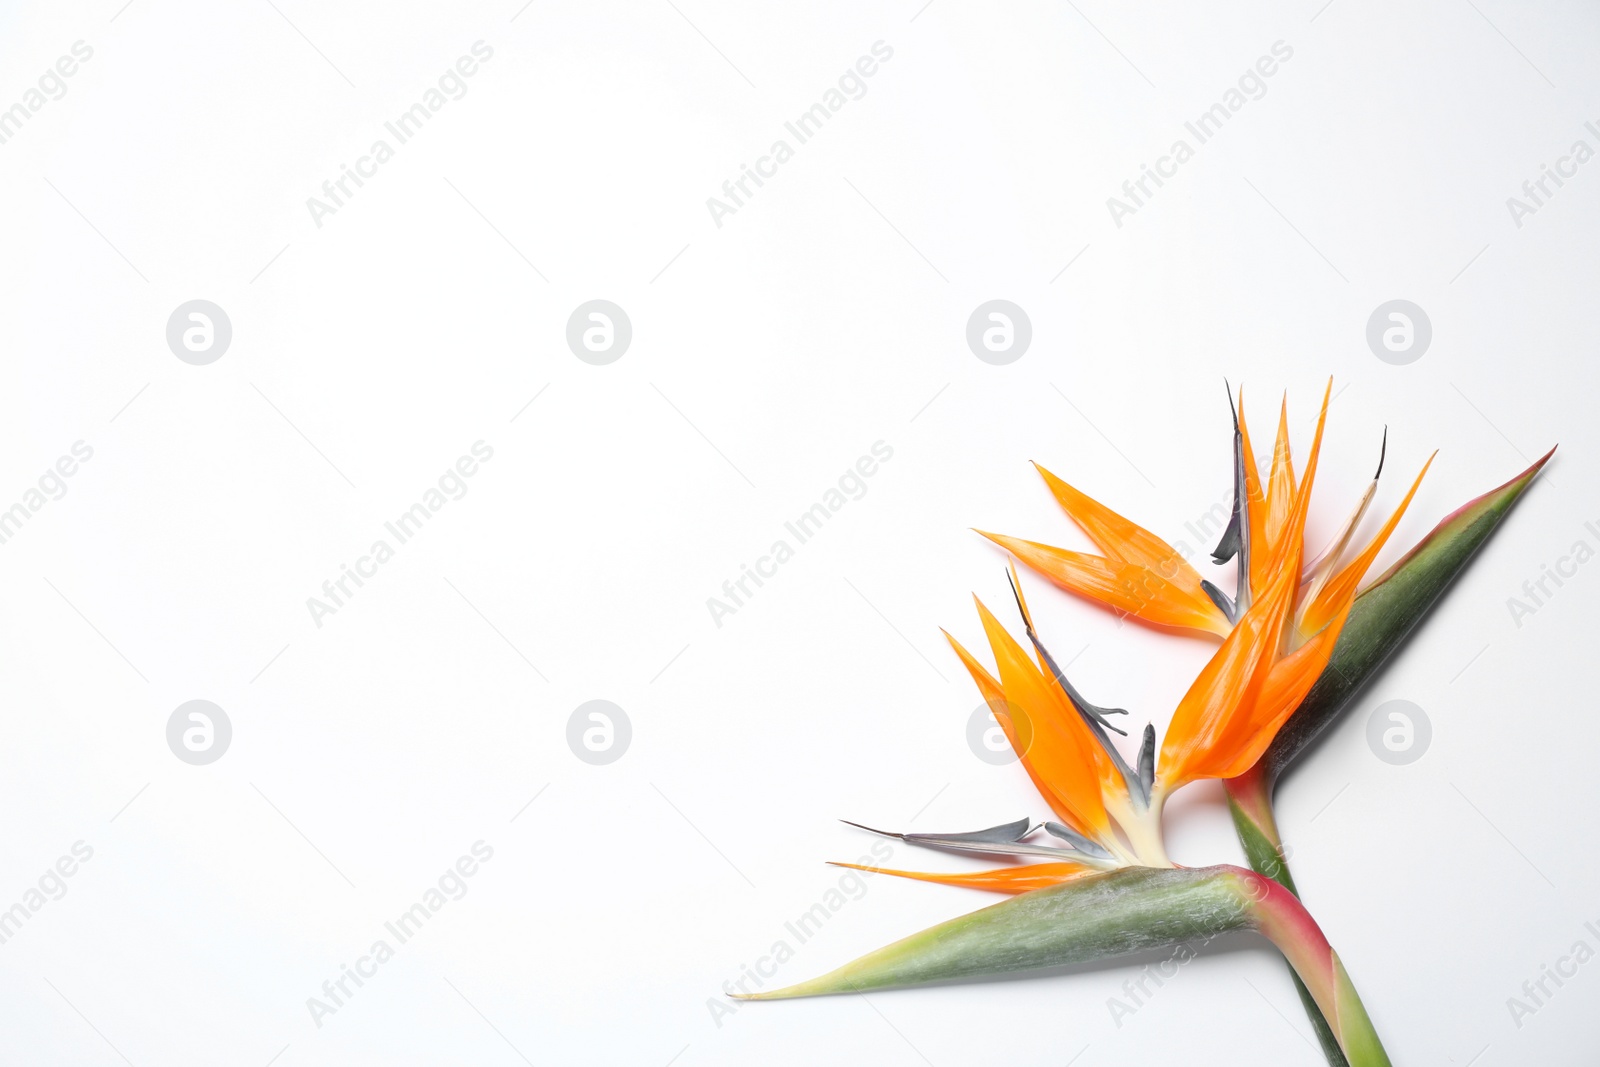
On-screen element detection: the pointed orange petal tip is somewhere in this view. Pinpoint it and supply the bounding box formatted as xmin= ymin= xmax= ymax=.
xmin=1304 ymin=450 xmax=1437 ymax=634
xmin=982 ymin=530 xmax=1229 ymax=637
xmin=828 ymin=860 xmax=1092 ymax=895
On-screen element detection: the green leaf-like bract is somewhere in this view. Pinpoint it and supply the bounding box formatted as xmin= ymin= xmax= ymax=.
xmin=1260 ymin=447 xmax=1552 ymax=783
xmin=744 ymin=866 xmax=1251 ymax=999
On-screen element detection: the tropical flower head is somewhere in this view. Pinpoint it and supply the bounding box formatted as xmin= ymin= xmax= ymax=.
xmin=849 ymin=382 xmax=1432 ymax=890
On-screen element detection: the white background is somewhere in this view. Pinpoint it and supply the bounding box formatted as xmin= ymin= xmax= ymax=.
xmin=0 ymin=0 xmax=1596 ymax=1064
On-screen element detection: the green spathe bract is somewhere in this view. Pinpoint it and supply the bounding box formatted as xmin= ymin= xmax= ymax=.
xmin=741 ymin=866 xmax=1249 ymax=998
xmin=1260 ymin=447 xmax=1554 ymax=783
xmin=743 ymin=864 xmax=1391 ymax=1066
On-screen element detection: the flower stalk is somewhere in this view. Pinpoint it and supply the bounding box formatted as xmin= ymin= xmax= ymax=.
xmin=1240 ymin=868 xmax=1390 ymax=1067
xmin=1227 ymin=764 xmax=1348 ymax=1064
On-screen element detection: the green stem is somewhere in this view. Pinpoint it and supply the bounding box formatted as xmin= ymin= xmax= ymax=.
xmin=1227 ymin=767 xmax=1350 ymax=1067
xmin=1233 ymin=866 xmax=1391 ymax=1067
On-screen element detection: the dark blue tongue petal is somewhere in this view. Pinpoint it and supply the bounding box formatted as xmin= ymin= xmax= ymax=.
xmin=1216 ymin=381 xmax=1256 ymax=616
xmin=1043 ymin=821 xmax=1114 ymax=859
xmin=839 ymin=819 xmax=1094 ymax=860
xmin=1213 ymin=379 xmax=1246 ymax=568
xmin=1202 ymin=579 xmax=1238 ymax=623
xmin=1136 ymin=723 xmax=1156 ymax=799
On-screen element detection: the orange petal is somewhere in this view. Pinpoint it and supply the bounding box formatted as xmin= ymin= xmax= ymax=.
xmin=978 ymin=531 xmax=1230 ymax=637
xmin=1159 ymin=562 xmax=1296 ymax=787
xmin=1298 ymin=454 xmax=1436 ymax=637
xmin=1262 ymin=379 xmax=1331 ymax=583
xmin=1205 ymin=610 xmax=1346 ymax=780
xmin=997 ymin=571 xmax=1141 ymax=817
xmin=1032 ymin=464 xmax=1191 ymax=573
xmin=947 ymin=626 xmax=1114 ymax=839
xmin=829 ymin=861 xmax=1094 ymax=895
xmin=973 ymin=599 xmax=1117 ymax=836
xmin=1264 ymin=394 xmax=1298 ymax=557
xmin=1171 ymin=383 xmax=1335 ymax=780
xmin=1238 ymin=388 xmax=1272 ymax=597
xmin=946 ymin=630 xmax=1078 ymax=826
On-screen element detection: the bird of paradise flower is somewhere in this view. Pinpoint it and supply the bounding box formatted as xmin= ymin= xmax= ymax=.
xmin=738 ymin=381 xmax=1551 ymax=1067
